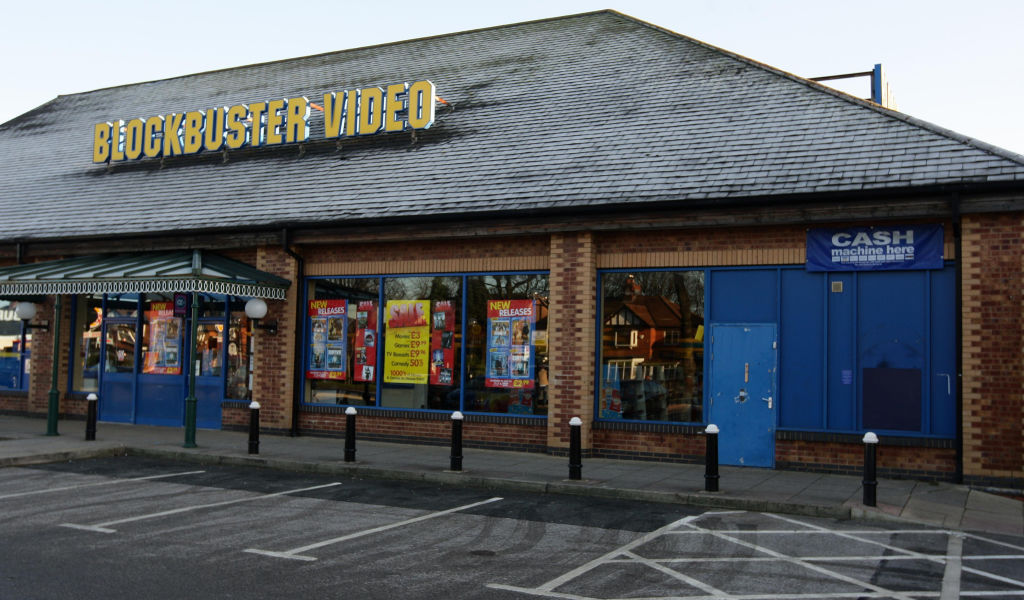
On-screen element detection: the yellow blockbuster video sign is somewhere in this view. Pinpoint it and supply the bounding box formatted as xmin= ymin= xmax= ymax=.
xmin=92 ymin=80 xmax=436 ymax=163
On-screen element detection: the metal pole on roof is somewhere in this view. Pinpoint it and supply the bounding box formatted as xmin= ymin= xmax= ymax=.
xmin=183 ymin=291 xmax=199 ymax=448
xmin=45 ymin=295 xmax=62 ymax=436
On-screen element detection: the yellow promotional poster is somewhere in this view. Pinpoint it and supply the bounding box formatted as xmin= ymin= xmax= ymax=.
xmin=383 ymin=300 xmax=430 ymax=384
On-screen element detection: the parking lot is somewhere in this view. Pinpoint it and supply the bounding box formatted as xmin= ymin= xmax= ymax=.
xmin=2 ymin=456 xmax=1023 ymax=599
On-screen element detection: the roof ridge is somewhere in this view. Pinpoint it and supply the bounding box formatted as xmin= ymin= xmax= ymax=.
xmin=608 ymin=10 xmax=1024 ymax=167
xmin=55 ymin=10 xmax=619 ymax=102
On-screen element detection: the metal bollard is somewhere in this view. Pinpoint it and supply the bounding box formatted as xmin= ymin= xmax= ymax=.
xmin=704 ymin=424 xmax=720 ymax=492
xmin=450 ymin=411 xmax=464 ymax=471
xmin=344 ymin=406 xmax=357 ymax=462
xmin=248 ymin=401 xmax=260 ymax=455
xmin=862 ymin=432 xmax=879 ymax=507
xmin=85 ymin=393 xmax=98 ymax=441
xmin=568 ymin=417 xmax=582 ymax=480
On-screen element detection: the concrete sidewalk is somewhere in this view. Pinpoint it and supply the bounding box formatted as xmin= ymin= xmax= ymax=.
xmin=1 ymin=415 xmax=1021 ymax=537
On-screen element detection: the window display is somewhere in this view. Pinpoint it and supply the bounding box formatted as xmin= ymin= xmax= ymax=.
xmin=72 ymin=295 xmax=103 ymax=392
xmin=0 ymin=301 xmax=30 ymax=391
xmin=599 ymin=271 xmax=705 ymax=423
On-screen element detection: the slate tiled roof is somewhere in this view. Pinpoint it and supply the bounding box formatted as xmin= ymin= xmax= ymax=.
xmin=2 ymin=10 xmax=1023 ymax=242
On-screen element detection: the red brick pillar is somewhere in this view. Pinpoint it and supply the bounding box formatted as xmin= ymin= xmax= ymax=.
xmin=960 ymin=214 xmax=1024 ymax=483
xmin=547 ymin=231 xmax=596 ymax=452
xmin=253 ymin=246 xmax=300 ymax=431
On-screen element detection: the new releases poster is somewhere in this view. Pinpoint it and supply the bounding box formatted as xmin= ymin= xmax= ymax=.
xmin=429 ymin=300 xmax=455 ymax=386
xmin=306 ymin=299 xmax=348 ymax=380
xmin=353 ymin=300 xmax=378 ymax=383
xmin=383 ymin=299 xmax=429 ymax=384
xmin=142 ymin=302 xmax=182 ymax=375
xmin=485 ymin=299 xmax=534 ymax=389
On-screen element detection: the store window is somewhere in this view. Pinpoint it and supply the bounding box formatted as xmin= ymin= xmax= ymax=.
xmin=226 ymin=297 xmax=253 ymax=400
xmin=0 ymin=301 xmax=30 ymax=391
xmin=305 ymin=278 xmax=380 ymax=405
xmin=463 ymin=274 xmax=548 ymax=415
xmin=72 ymin=295 xmax=104 ymax=392
xmin=303 ymin=272 xmax=548 ymax=416
xmin=141 ymin=294 xmax=183 ymax=375
xmin=381 ymin=276 xmax=461 ymax=410
xmin=104 ymin=321 xmax=136 ymax=373
xmin=598 ymin=271 xmax=705 ymax=423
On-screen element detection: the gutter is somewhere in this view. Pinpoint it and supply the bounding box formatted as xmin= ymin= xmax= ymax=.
xmin=282 ymin=228 xmax=304 ymax=437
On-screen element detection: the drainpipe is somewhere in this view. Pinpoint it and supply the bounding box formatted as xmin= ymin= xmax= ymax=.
xmin=282 ymin=229 xmax=304 ymax=437
xmin=951 ymin=194 xmax=963 ymax=485
xmin=16 ymin=242 xmax=23 ymax=265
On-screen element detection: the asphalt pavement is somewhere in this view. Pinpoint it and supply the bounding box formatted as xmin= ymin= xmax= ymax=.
xmin=0 ymin=414 xmax=1020 ymax=537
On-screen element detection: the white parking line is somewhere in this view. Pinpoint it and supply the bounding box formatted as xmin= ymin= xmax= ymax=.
xmin=0 ymin=470 xmax=206 ymax=500
xmin=60 ymin=482 xmax=341 ymax=533
xmin=245 ymin=496 xmax=503 ymax=562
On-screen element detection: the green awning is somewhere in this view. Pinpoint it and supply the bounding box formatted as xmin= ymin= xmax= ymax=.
xmin=0 ymin=250 xmax=290 ymax=300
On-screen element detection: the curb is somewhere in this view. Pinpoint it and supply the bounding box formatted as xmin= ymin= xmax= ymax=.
xmin=0 ymin=445 xmax=127 ymax=467
xmin=124 ymin=446 xmax=851 ymax=521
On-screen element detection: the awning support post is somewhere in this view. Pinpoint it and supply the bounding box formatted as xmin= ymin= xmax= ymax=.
xmin=45 ymin=295 xmax=62 ymax=436
xmin=183 ymin=291 xmax=199 ymax=448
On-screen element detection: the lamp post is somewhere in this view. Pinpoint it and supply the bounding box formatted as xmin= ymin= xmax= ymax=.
xmin=183 ymin=291 xmax=199 ymax=448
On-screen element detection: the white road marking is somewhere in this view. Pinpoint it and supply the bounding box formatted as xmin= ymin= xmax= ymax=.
xmin=244 ymin=496 xmax=503 ymax=561
xmin=0 ymin=470 xmax=206 ymax=500
xmin=59 ymin=482 xmax=341 ymax=533
xmin=940 ymin=534 xmax=964 ymax=600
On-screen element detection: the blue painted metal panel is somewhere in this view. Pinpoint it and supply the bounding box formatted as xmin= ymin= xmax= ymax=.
xmin=858 ymin=271 xmax=926 ymax=432
xmin=136 ymin=374 xmax=185 ymax=426
xmin=196 ymin=377 xmax=223 ymax=429
xmin=99 ymin=375 xmax=133 ymax=423
xmin=710 ymin=270 xmax=778 ymax=323
xmin=709 ymin=323 xmax=777 ymax=467
xmin=827 ymin=273 xmax=856 ymax=430
xmin=779 ymin=269 xmax=824 ymax=429
xmin=929 ymin=266 xmax=956 ymax=436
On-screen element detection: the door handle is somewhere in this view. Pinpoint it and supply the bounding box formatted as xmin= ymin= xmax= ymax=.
xmin=762 ymin=396 xmax=773 ymax=409
xmin=938 ymin=373 xmax=951 ymax=395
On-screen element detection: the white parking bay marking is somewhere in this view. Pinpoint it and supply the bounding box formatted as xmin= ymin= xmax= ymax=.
xmin=0 ymin=470 xmax=206 ymax=500
xmin=60 ymin=482 xmax=341 ymax=533
xmin=245 ymin=496 xmax=503 ymax=561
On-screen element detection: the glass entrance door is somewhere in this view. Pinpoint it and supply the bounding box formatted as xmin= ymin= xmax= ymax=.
xmin=136 ymin=296 xmax=186 ymax=426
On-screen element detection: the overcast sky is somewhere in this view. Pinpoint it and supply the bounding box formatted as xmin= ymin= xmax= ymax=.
xmin=2 ymin=0 xmax=1021 ymax=156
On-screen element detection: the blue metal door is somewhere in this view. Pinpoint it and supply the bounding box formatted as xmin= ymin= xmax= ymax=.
xmin=709 ymin=323 xmax=777 ymax=467
xmin=99 ymin=318 xmax=136 ymax=423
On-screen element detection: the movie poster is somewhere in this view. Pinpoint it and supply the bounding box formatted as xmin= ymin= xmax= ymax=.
xmin=599 ymin=363 xmax=623 ymax=419
xmin=353 ymin=300 xmax=378 ymax=383
xmin=306 ymin=299 xmax=348 ymax=380
xmin=429 ymin=301 xmax=455 ymax=386
xmin=142 ymin=302 xmax=182 ymax=375
xmin=485 ymin=299 xmax=534 ymax=389
xmin=383 ymin=299 xmax=429 ymax=384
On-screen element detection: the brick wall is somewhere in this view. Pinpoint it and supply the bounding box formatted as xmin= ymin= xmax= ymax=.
xmin=961 ymin=213 xmax=1024 ymax=483
xmin=252 ymin=246 xmax=300 ymax=430
xmin=777 ymin=439 xmax=957 ymax=480
xmin=547 ymin=232 xmax=596 ymax=450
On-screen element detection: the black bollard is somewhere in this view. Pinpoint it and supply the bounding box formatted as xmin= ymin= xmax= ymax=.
xmin=704 ymin=424 xmax=720 ymax=492
xmin=862 ymin=432 xmax=879 ymax=507
xmin=248 ymin=401 xmax=260 ymax=455
xmin=85 ymin=393 xmax=98 ymax=441
xmin=344 ymin=406 xmax=357 ymax=462
xmin=450 ymin=411 xmax=464 ymax=471
xmin=568 ymin=417 xmax=582 ymax=480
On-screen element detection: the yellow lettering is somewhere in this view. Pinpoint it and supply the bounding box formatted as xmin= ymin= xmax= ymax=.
xmin=358 ymin=87 xmax=384 ymax=135
xmin=203 ymin=107 xmax=225 ymax=152
xmin=110 ymin=120 xmax=126 ymax=161
xmin=323 ymin=92 xmax=346 ymax=138
xmin=407 ymin=80 xmax=436 ymax=129
xmin=92 ymin=122 xmax=112 ymax=163
xmin=162 ymin=113 xmax=184 ymax=156
xmin=265 ymin=99 xmax=285 ymax=145
xmin=384 ymin=83 xmax=407 ymax=132
xmin=285 ymin=97 xmax=309 ymax=143
xmin=224 ymin=104 xmax=248 ymax=149
xmin=123 ymin=118 xmax=144 ymax=160
xmin=143 ymin=116 xmax=164 ymax=158
xmin=182 ymin=111 xmax=204 ymax=154
xmin=248 ymin=101 xmax=267 ymax=147
xmin=345 ymin=90 xmax=359 ymax=137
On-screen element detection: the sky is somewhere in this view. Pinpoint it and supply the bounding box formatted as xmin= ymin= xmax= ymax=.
xmin=2 ymin=0 xmax=1021 ymax=156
